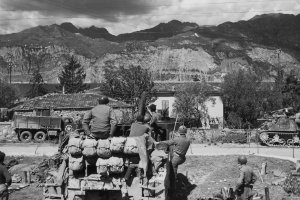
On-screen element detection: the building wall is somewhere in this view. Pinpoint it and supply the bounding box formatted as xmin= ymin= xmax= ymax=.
xmin=152 ymin=96 xmax=176 ymax=117
xmin=152 ymin=95 xmax=223 ymax=128
xmin=204 ymin=96 xmax=224 ymax=129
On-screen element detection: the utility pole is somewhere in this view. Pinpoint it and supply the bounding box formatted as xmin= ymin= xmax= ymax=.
xmin=6 ymin=52 xmax=14 ymax=84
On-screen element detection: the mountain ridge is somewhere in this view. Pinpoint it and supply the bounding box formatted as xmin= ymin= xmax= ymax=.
xmin=0 ymin=13 xmax=299 ymax=83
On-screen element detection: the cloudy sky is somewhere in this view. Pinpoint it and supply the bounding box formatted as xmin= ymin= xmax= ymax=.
xmin=0 ymin=0 xmax=299 ymax=35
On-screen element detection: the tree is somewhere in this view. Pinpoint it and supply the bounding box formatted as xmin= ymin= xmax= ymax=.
xmin=0 ymin=79 xmax=16 ymax=108
xmin=27 ymin=68 xmax=47 ymax=98
xmin=282 ymin=70 xmax=300 ymax=110
xmin=173 ymin=82 xmax=213 ymax=127
xmin=58 ymin=56 xmax=87 ymax=94
xmin=101 ymin=65 xmax=154 ymax=111
xmin=222 ymin=70 xmax=262 ymax=128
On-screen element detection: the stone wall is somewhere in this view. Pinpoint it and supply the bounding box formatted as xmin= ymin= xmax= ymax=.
xmin=0 ymin=122 xmax=16 ymax=141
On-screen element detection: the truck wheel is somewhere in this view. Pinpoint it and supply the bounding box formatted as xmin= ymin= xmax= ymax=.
xmin=20 ymin=131 xmax=33 ymax=142
xmin=34 ymin=131 xmax=47 ymax=142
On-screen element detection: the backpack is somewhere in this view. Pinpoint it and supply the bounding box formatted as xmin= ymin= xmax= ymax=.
xmin=110 ymin=137 xmax=126 ymax=153
xmin=96 ymin=158 xmax=109 ymax=175
xmin=108 ymin=157 xmax=124 ymax=174
xmin=69 ymin=156 xmax=84 ymax=172
xmin=82 ymin=138 xmax=97 ymax=157
xmin=124 ymin=137 xmax=139 ymax=155
xmin=97 ymin=139 xmax=112 ymax=158
xmin=68 ymin=137 xmax=82 ymax=157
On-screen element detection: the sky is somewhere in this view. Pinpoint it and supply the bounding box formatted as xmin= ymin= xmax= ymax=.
xmin=0 ymin=0 xmax=299 ymax=35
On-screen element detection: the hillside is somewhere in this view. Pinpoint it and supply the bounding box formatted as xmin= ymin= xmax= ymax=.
xmin=0 ymin=13 xmax=299 ymax=83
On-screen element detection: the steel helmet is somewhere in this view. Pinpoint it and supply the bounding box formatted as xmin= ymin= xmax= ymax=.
xmin=178 ymin=125 xmax=187 ymax=134
xmin=98 ymin=96 xmax=109 ymax=104
xmin=237 ymin=155 xmax=247 ymax=165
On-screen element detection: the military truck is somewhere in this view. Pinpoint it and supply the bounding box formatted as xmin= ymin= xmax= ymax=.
xmin=43 ymin=92 xmax=177 ymax=200
xmin=13 ymin=115 xmax=77 ymax=142
xmin=42 ymin=120 xmax=176 ymax=200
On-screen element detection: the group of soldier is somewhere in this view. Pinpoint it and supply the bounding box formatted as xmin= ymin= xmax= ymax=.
xmin=0 ymin=96 xmax=257 ymax=200
xmin=80 ymin=96 xmax=257 ymax=200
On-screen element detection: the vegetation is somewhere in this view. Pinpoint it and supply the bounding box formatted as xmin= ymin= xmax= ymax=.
xmin=222 ymin=70 xmax=263 ymax=128
xmin=101 ymin=65 xmax=154 ymax=111
xmin=58 ymin=56 xmax=87 ymax=94
xmin=0 ymin=79 xmax=16 ymax=108
xmin=221 ymin=68 xmax=300 ymax=129
xmin=173 ymin=82 xmax=213 ymax=127
xmin=282 ymin=70 xmax=300 ymax=110
xmin=27 ymin=69 xmax=47 ymax=98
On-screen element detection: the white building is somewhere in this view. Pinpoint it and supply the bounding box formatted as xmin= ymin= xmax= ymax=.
xmin=152 ymin=82 xmax=223 ymax=129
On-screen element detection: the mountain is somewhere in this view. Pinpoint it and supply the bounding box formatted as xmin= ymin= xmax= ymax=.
xmin=59 ymin=20 xmax=199 ymax=42
xmin=115 ymin=20 xmax=199 ymax=42
xmin=59 ymin=22 xmax=117 ymax=41
xmin=216 ymin=13 xmax=300 ymax=59
xmin=0 ymin=14 xmax=299 ymax=84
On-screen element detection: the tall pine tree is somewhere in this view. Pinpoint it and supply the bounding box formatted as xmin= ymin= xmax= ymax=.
xmin=58 ymin=56 xmax=87 ymax=94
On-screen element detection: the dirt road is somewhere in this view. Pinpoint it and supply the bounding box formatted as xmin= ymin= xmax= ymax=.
xmin=186 ymin=143 xmax=300 ymax=162
xmin=1 ymin=142 xmax=299 ymax=162
xmin=0 ymin=143 xmax=58 ymax=156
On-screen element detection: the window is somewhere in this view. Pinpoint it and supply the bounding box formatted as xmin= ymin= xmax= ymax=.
xmin=162 ymin=100 xmax=169 ymax=117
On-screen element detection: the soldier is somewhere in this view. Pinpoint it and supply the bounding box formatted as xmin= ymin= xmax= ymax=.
xmin=235 ymin=156 xmax=257 ymax=200
xmin=0 ymin=151 xmax=11 ymax=200
xmin=161 ymin=125 xmax=190 ymax=178
xmin=148 ymin=104 xmax=165 ymax=141
xmin=82 ymin=96 xmax=117 ymax=139
xmin=129 ymin=115 xmax=150 ymax=137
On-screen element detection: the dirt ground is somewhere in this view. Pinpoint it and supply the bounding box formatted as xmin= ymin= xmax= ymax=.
xmin=6 ymin=156 xmax=50 ymax=200
xmin=176 ymin=155 xmax=296 ymax=200
xmin=7 ymin=155 xmax=296 ymax=200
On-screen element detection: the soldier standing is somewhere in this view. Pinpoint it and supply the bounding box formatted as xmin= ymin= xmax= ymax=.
xmin=235 ymin=156 xmax=257 ymax=200
xmin=161 ymin=125 xmax=190 ymax=178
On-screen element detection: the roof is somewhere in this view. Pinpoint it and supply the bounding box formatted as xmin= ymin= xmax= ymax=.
xmin=13 ymin=93 xmax=133 ymax=111
xmin=153 ymin=81 xmax=221 ymax=95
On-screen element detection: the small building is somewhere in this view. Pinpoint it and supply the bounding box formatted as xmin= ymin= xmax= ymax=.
xmin=152 ymin=81 xmax=223 ymax=129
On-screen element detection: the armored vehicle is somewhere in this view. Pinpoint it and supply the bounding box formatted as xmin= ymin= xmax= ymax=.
xmin=258 ymin=108 xmax=300 ymax=147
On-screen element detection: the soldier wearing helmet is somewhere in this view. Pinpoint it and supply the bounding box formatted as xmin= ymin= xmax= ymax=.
xmin=82 ymin=96 xmax=117 ymax=139
xmin=160 ymin=125 xmax=190 ymax=178
xmin=235 ymin=156 xmax=257 ymax=200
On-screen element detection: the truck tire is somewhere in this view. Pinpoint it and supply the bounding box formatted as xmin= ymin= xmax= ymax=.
xmin=34 ymin=131 xmax=47 ymax=142
xmin=20 ymin=131 xmax=33 ymax=142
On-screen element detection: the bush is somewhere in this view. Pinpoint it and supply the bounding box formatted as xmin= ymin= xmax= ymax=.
xmin=215 ymin=131 xmax=247 ymax=144
xmin=283 ymin=173 xmax=300 ymax=196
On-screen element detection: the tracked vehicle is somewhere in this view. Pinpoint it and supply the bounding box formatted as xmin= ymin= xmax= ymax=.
xmin=43 ymin=92 xmax=177 ymax=200
xmin=258 ymin=108 xmax=300 ymax=147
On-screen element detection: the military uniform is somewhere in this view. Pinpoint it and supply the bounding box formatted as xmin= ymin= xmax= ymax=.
xmin=235 ymin=165 xmax=257 ymax=200
xmin=0 ymin=163 xmax=11 ymax=200
xmin=83 ymin=104 xmax=117 ymax=139
xmin=163 ymin=129 xmax=190 ymax=177
xmin=129 ymin=122 xmax=150 ymax=137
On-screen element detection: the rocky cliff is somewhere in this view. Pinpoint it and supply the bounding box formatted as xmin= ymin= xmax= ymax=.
xmin=0 ymin=14 xmax=299 ymax=83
